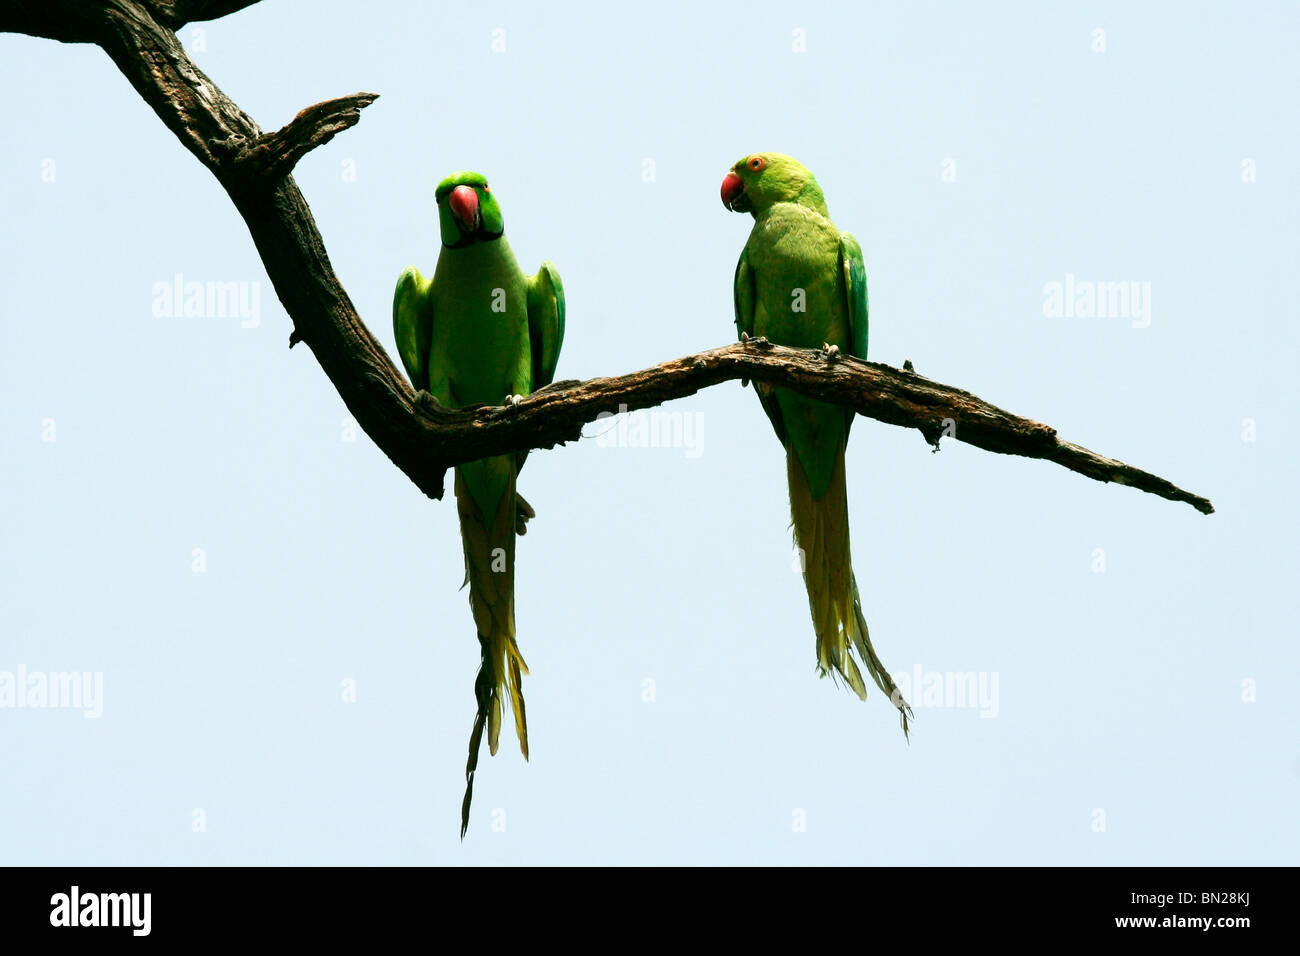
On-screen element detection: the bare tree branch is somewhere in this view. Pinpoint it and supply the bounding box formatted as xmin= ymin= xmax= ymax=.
xmin=234 ymin=93 xmax=380 ymax=180
xmin=0 ymin=0 xmax=1214 ymax=515
xmin=409 ymin=340 xmax=1214 ymax=515
xmin=140 ymin=0 xmax=262 ymax=29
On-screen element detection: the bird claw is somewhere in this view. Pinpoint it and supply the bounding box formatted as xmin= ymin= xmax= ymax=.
xmin=740 ymin=331 xmax=750 ymax=342
xmin=514 ymin=492 xmax=536 ymax=535
xmin=822 ymin=343 xmax=841 ymax=361
xmin=504 ymin=394 xmax=524 ymax=408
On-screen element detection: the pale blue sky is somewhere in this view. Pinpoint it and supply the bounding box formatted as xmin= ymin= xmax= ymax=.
xmin=1 ymin=0 xmax=1296 ymax=864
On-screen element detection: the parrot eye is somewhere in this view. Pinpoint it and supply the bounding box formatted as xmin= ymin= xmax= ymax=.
xmin=749 ymin=156 xmax=766 ymax=171
xmin=483 ymin=185 xmax=490 ymax=194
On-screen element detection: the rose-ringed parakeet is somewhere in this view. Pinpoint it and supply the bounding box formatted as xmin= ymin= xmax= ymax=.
xmin=393 ymin=171 xmax=565 ymax=835
xmin=721 ymin=152 xmax=911 ymax=736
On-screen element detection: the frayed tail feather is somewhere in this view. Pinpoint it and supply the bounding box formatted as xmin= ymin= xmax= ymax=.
xmin=787 ymin=441 xmax=912 ymax=739
xmin=455 ymin=464 xmax=531 ymax=837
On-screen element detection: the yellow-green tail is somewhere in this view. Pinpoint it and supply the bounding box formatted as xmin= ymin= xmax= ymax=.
xmin=786 ymin=442 xmax=913 ymax=738
xmin=455 ymin=463 xmax=530 ymax=838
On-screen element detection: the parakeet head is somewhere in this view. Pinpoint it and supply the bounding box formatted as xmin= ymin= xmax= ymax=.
xmin=720 ymin=152 xmax=826 ymax=216
xmin=435 ymin=171 xmax=505 ymax=248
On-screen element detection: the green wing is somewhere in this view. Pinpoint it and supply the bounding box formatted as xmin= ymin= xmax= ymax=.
xmin=839 ymin=232 xmax=868 ymax=436
xmin=840 ymin=232 xmax=868 ymax=360
xmin=733 ymin=247 xmax=755 ymax=340
xmin=526 ymin=262 xmax=565 ymax=391
xmin=513 ymin=261 xmax=564 ymax=484
xmin=733 ymin=247 xmax=786 ymax=445
xmin=393 ymin=265 xmax=434 ymax=392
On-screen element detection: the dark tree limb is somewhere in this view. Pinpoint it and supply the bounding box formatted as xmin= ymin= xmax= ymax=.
xmin=140 ymin=0 xmax=262 ymax=29
xmin=0 ymin=0 xmax=1214 ymax=515
xmin=408 ymin=340 xmax=1214 ymax=515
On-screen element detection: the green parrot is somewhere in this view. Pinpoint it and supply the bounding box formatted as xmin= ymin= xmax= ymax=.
xmin=721 ymin=152 xmax=911 ymax=736
xmin=392 ymin=171 xmax=565 ymax=835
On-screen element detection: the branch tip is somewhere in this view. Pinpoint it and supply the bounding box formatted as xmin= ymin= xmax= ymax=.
xmin=234 ymin=92 xmax=380 ymax=181
xmin=145 ymin=1 xmax=265 ymax=30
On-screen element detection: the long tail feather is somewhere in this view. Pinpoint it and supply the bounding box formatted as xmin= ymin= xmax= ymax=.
xmin=455 ymin=463 xmax=531 ymax=838
xmin=460 ymin=665 xmax=491 ymax=839
xmin=786 ymin=441 xmax=913 ymax=738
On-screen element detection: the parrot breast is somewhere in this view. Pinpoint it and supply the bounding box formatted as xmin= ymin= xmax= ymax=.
xmin=746 ymin=205 xmax=847 ymax=351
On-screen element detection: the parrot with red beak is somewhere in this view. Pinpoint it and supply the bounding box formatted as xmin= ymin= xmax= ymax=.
xmin=393 ymin=171 xmax=565 ymax=835
xmin=722 ymin=152 xmax=911 ymax=736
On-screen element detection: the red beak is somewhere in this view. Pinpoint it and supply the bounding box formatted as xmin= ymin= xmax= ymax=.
xmin=448 ymin=185 xmax=480 ymax=230
xmin=721 ymin=172 xmax=745 ymax=210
